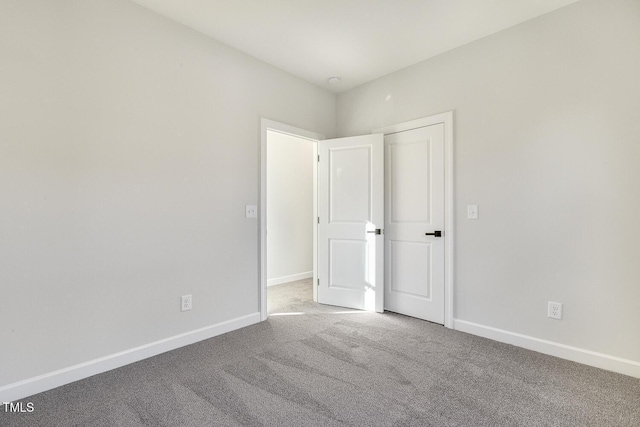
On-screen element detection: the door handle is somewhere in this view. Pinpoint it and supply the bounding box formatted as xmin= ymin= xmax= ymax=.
xmin=367 ymin=229 xmax=382 ymax=235
xmin=425 ymin=230 xmax=442 ymax=237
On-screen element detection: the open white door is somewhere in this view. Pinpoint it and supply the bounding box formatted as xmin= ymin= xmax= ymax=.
xmin=317 ymin=134 xmax=384 ymax=312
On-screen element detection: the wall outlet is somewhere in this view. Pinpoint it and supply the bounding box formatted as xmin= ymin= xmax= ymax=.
xmin=181 ymin=295 xmax=192 ymax=312
xmin=548 ymin=301 xmax=562 ymax=319
xmin=245 ymin=204 xmax=257 ymax=218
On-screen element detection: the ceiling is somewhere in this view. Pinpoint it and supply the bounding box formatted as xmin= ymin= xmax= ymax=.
xmin=128 ymin=0 xmax=579 ymax=93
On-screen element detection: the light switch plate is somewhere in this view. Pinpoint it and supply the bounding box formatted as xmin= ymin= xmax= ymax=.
xmin=467 ymin=205 xmax=478 ymax=220
xmin=245 ymin=204 xmax=257 ymax=218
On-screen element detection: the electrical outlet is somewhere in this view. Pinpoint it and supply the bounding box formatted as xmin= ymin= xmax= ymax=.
xmin=181 ymin=295 xmax=192 ymax=312
xmin=245 ymin=204 xmax=257 ymax=218
xmin=548 ymin=301 xmax=562 ymax=320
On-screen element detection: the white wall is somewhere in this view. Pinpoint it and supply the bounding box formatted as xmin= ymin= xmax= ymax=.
xmin=266 ymin=131 xmax=314 ymax=285
xmin=338 ymin=0 xmax=640 ymax=365
xmin=0 ymin=0 xmax=335 ymax=393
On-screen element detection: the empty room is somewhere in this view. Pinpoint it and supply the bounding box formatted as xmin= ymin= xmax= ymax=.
xmin=1 ymin=0 xmax=639 ymax=425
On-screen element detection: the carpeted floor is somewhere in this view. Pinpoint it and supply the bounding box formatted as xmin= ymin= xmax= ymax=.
xmin=2 ymin=278 xmax=639 ymax=426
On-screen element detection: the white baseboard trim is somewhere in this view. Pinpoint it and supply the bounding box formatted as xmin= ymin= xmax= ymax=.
xmin=453 ymin=319 xmax=640 ymax=378
xmin=0 ymin=312 xmax=261 ymax=403
xmin=267 ymin=271 xmax=312 ymax=287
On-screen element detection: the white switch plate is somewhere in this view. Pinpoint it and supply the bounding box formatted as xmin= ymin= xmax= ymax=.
xmin=245 ymin=204 xmax=257 ymax=218
xmin=467 ymin=205 xmax=478 ymax=220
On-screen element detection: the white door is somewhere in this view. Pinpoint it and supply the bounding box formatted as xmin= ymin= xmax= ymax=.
xmin=384 ymin=123 xmax=445 ymax=323
xmin=317 ymin=134 xmax=384 ymax=312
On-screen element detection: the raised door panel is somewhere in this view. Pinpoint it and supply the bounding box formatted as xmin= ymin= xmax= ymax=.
xmin=389 ymin=139 xmax=430 ymax=224
xmin=389 ymin=240 xmax=431 ymax=299
xmin=329 ymin=146 xmax=372 ymax=223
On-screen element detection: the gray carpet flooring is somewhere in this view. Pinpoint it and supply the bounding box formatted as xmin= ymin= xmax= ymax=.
xmin=2 ymin=278 xmax=639 ymax=426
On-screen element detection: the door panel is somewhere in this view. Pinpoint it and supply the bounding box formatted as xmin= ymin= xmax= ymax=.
xmin=385 ymin=124 xmax=445 ymax=323
xmin=318 ymin=134 xmax=383 ymax=312
xmin=390 ymin=140 xmax=430 ymax=223
xmin=389 ymin=240 xmax=431 ymax=298
xmin=329 ymin=239 xmax=367 ymax=290
xmin=329 ymin=146 xmax=372 ymax=222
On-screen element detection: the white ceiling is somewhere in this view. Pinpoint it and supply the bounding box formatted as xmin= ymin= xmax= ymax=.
xmin=129 ymin=0 xmax=579 ymax=93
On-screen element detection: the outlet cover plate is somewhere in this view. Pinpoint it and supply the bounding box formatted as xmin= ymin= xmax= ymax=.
xmin=181 ymin=295 xmax=192 ymax=312
xmin=548 ymin=301 xmax=562 ymax=319
xmin=245 ymin=204 xmax=257 ymax=218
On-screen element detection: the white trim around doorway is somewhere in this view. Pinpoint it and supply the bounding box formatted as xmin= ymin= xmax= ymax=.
xmin=260 ymin=119 xmax=323 ymax=321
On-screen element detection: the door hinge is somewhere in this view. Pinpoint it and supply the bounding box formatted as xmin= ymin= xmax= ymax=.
xmin=317 ymin=155 xmax=320 ymax=162
xmin=317 ymin=217 xmax=320 ymax=224
xmin=317 ymin=278 xmax=320 ymax=286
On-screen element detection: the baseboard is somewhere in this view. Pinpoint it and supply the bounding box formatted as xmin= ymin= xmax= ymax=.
xmin=453 ymin=319 xmax=640 ymax=378
xmin=267 ymin=271 xmax=312 ymax=287
xmin=0 ymin=312 xmax=261 ymax=403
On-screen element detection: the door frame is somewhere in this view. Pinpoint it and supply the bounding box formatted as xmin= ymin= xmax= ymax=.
xmin=373 ymin=111 xmax=454 ymax=328
xmin=260 ymin=119 xmax=323 ymax=321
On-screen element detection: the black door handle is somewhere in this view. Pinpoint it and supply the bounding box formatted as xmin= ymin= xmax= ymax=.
xmin=425 ymin=230 xmax=442 ymax=237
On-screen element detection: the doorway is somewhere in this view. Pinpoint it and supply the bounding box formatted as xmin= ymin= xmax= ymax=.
xmin=260 ymin=119 xmax=322 ymax=320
